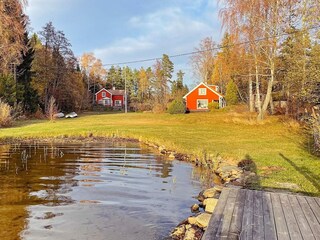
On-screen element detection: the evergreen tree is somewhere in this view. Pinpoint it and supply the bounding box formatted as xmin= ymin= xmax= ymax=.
xmin=162 ymin=54 xmax=174 ymax=82
xmin=171 ymin=70 xmax=188 ymax=99
xmin=225 ymin=80 xmax=238 ymax=105
xmin=17 ymin=31 xmax=39 ymax=113
xmin=0 ymin=74 xmax=16 ymax=105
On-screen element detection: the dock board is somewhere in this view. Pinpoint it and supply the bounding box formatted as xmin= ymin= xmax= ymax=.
xmin=202 ymin=188 xmax=320 ymax=240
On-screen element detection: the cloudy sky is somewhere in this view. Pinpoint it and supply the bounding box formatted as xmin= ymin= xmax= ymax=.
xmin=26 ymin=0 xmax=223 ymax=86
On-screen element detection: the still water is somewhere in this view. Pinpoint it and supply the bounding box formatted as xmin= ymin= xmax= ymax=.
xmin=0 ymin=142 xmax=216 ymax=240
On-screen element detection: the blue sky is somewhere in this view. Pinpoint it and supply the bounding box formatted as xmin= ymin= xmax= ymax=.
xmin=26 ymin=0 xmax=222 ymax=86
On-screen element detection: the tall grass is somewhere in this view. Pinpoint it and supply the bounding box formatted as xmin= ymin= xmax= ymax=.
xmin=0 ymin=100 xmax=12 ymax=127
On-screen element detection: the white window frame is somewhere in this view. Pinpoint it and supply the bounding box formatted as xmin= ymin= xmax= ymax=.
xmin=102 ymin=92 xmax=106 ymax=98
xmin=197 ymin=99 xmax=208 ymax=109
xmin=198 ymin=88 xmax=207 ymax=95
xmin=114 ymin=100 xmax=122 ymax=107
xmin=104 ymin=99 xmax=111 ymax=106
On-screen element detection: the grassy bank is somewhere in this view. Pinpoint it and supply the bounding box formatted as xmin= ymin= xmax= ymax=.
xmin=0 ymin=109 xmax=319 ymax=196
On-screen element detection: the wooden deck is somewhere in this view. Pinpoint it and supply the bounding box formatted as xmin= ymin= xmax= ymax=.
xmin=202 ymin=188 xmax=320 ymax=240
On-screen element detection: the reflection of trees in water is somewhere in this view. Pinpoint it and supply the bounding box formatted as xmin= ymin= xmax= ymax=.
xmin=191 ymin=166 xmax=219 ymax=188
xmin=0 ymin=141 xmax=215 ymax=240
xmin=154 ymin=155 xmax=173 ymax=178
xmin=0 ymin=143 xmax=81 ymax=240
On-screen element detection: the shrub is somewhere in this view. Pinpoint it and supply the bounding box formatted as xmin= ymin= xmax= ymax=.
xmin=153 ymin=103 xmax=166 ymax=113
xmin=0 ymin=99 xmax=12 ymax=127
xmin=167 ymin=100 xmax=185 ymax=114
xmin=238 ymin=155 xmax=257 ymax=173
xmin=208 ymin=102 xmax=219 ymax=111
xmin=225 ymin=80 xmax=239 ymax=105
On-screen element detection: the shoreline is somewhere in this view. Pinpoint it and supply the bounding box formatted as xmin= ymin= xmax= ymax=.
xmin=0 ymin=136 xmax=277 ymax=239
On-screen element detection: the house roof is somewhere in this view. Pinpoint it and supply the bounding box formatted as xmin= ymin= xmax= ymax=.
xmin=183 ymin=82 xmax=224 ymax=99
xmin=95 ymin=88 xmax=125 ymax=96
xmin=108 ymin=89 xmax=125 ymax=95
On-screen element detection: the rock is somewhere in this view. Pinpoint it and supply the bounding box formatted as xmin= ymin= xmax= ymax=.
xmin=188 ymin=216 xmax=197 ymax=225
xmin=194 ymin=213 xmax=211 ymax=228
xmin=183 ymin=227 xmax=196 ymax=240
xmin=191 ymin=204 xmax=200 ymax=213
xmin=171 ymin=224 xmax=186 ymax=238
xmin=197 ymin=190 xmax=205 ymax=202
xmin=169 ymin=152 xmax=176 ymax=160
xmin=214 ymin=185 xmax=223 ymax=192
xmin=159 ymin=146 xmax=166 ymax=154
xmin=203 ymin=188 xmax=216 ymax=198
xmin=185 ymin=224 xmax=192 ymax=230
xmin=203 ymin=198 xmax=218 ymax=213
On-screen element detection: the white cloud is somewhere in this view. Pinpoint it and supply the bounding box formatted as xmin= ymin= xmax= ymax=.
xmin=26 ymin=0 xmax=74 ymax=15
xmin=93 ymin=7 xmax=218 ymax=72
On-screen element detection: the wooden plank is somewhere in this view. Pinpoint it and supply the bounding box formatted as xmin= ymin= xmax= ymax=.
xmin=271 ymin=193 xmax=290 ymax=240
xmin=262 ymin=192 xmax=277 ymax=240
xmin=279 ymin=194 xmax=302 ymax=240
xmin=227 ymin=189 xmax=246 ymax=240
xmin=253 ymin=191 xmax=264 ymax=240
xmin=240 ymin=189 xmax=254 ymax=240
xmin=297 ymin=196 xmax=320 ymax=239
xmin=288 ymin=195 xmax=315 ymax=240
xmin=202 ymin=188 xmax=230 ymax=240
xmin=315 ymin=197 xmax=320 ymax=208
xmin=219 ymin=188 xmax=238 ymax=239
xmin=306 ymin=197 xmax=320 ymax=225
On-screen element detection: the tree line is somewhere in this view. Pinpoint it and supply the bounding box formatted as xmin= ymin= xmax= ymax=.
xmin=192 ymin=0 xmax=320 ymax=121
xmin=0 ymin=1 xmax=189 ymax=115
xmin=80 ymin=52 xmax=189 ymax=112
xmin=0 ymin=0 xmax=319 ymax=120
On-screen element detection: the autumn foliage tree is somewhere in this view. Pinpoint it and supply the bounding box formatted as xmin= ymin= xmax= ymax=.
xmin=0 ymin=0 xmax=28 ymax=73
xmin=191 ymin=37 xmax=216 ymax=83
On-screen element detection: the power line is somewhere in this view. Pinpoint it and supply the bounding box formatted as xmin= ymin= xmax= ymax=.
xmin=102 ymin=25 xmax=320 ymax=67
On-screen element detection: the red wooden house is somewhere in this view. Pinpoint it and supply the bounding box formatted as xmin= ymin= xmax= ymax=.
xmin=183 ymin=82 xmax=225 ymax=111
xmin=95 ymin=88 xmax=125 ymax=109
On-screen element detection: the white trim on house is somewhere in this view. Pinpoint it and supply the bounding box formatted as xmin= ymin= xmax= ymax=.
xmin=114 ymin=100 xmax=122 ymax=107
xmin=183 ymin=82 xmax=223 ymax=99
xmin=95 ymin=88 xmax=113 ymax=102
xmin=196 ymin=99 xmax=209 ymax=110
xmin=198 ymin=88 xmax=207 ymax=95
xmin=95 ymin=88 xmax=113 ymax=96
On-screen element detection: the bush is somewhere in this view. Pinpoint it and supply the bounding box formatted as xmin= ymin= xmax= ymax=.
xmin=167 ymin=100 xmax=185 ymax=114
xmin=0 ymin=99 xmax=12 ymax=127
xmin=208 ymin=102 xmax=219 ymax=111
xmin=238 ymin=155 xmax=257 ymax=173
xmin=153 ymin=103 xmax=166 ymax=113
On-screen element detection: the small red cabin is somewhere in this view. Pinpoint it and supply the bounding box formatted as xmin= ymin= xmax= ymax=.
xmin=95 ymin=88 xmax=125 ymax=109
xmin=183 ymin=82 xmax=225 ymax=111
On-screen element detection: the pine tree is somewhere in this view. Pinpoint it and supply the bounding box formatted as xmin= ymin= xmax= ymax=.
xmin=0 ymin=74 xmax=16 ymax=105
xmin=225 ymin=80 xmax=238 ymax=105
xmin=17 ymin=31 xmax=39 ymax=113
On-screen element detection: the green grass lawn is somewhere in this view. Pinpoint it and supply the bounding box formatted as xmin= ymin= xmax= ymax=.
xmin=0 ymin=109 xmax=319 ymax=196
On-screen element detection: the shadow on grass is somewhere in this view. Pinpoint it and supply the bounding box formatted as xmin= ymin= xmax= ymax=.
xmin=279 ymin=153 xmax=320 ymax=194
xmin=238 ymin=154 xmax=262 ymax=190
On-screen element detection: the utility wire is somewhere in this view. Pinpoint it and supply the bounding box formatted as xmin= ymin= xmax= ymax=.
xmin=102 ymin=25 xmax=320 ymax=67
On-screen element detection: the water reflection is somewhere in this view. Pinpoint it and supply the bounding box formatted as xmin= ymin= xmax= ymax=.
xmin=0 ymin=142 xmax=216 ymax=240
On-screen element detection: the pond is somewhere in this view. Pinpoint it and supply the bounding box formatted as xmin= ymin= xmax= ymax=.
xmin=0 ymin=141 xmax=217 ymax=240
